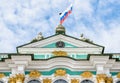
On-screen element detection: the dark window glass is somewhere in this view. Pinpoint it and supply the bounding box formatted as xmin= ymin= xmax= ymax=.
xmin=0 ymin=81 xmax=3 ymax=83
xmin=117 ymin=81 xmax=120 ymax=83
xmin=28 ymin=80 xmax=41 ymax=83
xmin=81 ymin=80 xmax=94 ymax=83
xmin=54 ymin=79 xmax=68 ymax=83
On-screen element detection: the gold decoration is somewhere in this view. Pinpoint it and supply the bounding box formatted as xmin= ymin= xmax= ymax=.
xmin=117 ymin=72 xmax=120 ymax=78
xmin=8 ymin=77 xmax=16 ymax=83
xmin=96 ymin=74 xmax=106 ymax=83
xmin=29 ymin=70 xmax=41 ymax=78
xmin=105 ymin=77 xmax=113 ymax=83
xmin=52 ymin=51 xmax=67 ymax=56
xmin=8 ymin=74 xmax=25 ymax=83
xmin=71 ymin=79 xmax=79 ymax=83
xmin=96 ymin=74 xmax=113 ymax=83
xmin=16 ymin=74 xmax=25 ymax=83
xmin=81 ymin=71 xmax=93 ymax=78
xmin=54 ymin=69 xmax=66 ymax=76
xmin=0 ymin=73 xmax=5 ymax=78
xmin=43 ymin=78 xmax=52 ymax=83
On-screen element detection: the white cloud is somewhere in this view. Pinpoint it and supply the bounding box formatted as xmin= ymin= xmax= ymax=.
xmin=0 ymin=0 xmax=120 ymax=53
xmin=96 ymin=22 xmax=120 ymax=53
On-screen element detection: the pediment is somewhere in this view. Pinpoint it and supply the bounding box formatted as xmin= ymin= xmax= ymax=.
xmin=17 ymin=34 xmax=104 ymax=54
xmin=18 ymin=34 xmax=102 ymax=48
xmin=42 ymin=41 xmax=78 ymax=48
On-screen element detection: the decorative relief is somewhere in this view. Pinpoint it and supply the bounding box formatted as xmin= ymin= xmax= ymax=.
xmin=9 ymin=77 xmax=16 ymax=83
xmin=105 ymin=77 xmax=113 ymax=83
xmin=8 ymin=74 xmax=25 ymax=83
xmin=16 ymin=74 xmax=25 ymax=83
xmin=43 ymin=78 xmax=52 ymax=83
xmin=117 ymin=73 xmax=120 ymax=78
xmin=54 ymin=69 xmax=66 ymax=76
xmin=96 ymin=74 xmax=106 ymax=83
xmin=81 ymin=71 xmax=93 ymax=78
xmin=0 ymin=73 xmax=5 ymax=78
xmin=96 ymin=74 xmax=113 ymax=83
xmin=29 ymin=70 xmax=41 ymax=78
xmin=71 ymin=79 xmax=79 ymax=83
xmin=52 ymin=51 xmax=67 ymax=56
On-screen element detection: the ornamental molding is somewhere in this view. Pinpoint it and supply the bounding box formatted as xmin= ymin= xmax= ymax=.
xmin=96 ymin=74 xmax=106 ymax=83
xmin=29 ymin=70 xmax=41 ymax=78
xmin=8 ymin=74 xmax=25 ymax=83
xmin=52 ymin=51 xmax=67 ymax=56
xmin=71 ymin=79 xmax=79 ymax=83
xmin=54 ymin=69 xmax=66 ymax=77
xmin=96 ymin=74 xmax=113 ymax=83
xmin=81 ymin=71 xmax=93 ymax=78
xmin=43 ymin=78 xmax=52 ymax=83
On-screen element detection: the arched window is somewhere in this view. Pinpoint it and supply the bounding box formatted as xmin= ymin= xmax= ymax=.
xmin=0 ymin=81 xmax=4 ymax=83
xmin=54 ymin=79 xmax=68 ymax=83
xmin=116 ymin=81 xmax=120 ymax=83
xmin=28 ymin=79 xmax=41 ymax=83
xmin=81 ymin=79 xmax=94 ymax=83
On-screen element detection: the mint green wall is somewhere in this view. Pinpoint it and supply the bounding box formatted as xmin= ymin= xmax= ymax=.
xmin=34 ymin=54 xmax=88 ymax=59
xmin=0 ymin=72 xmax=11 ymax=76
xmin=4 ymin=72 xmax=11 ymax=76
xmin=110 ymin=72 xmax=118 ymax=76
xmin=0 ymin=70 xmax=118 ymax=76
xmin=25 ymin=68 xmax=96 ymax=75
xmin=25 ymin=68 xmax=119 ymax=76
xmin=68 ymin=54 xmax=88 ymax=59
xmin=112 ymin=54 xmax=120 ymax=60
xmin=34 ymin=54 xmax=46 ymax=59
xmin=0 ymin=54 xmax=8 ymax=60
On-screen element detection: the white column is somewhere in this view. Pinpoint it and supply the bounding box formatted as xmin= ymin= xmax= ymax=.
xmin=104 ymin=68 xmax=111 ymax=76
xmin=96 ymin=64 xmax=104 ymax=74
xmin=17 ymin=65 xmax=25 ymax=74
xmin=11 ymin=67 xmax=18 ymax=75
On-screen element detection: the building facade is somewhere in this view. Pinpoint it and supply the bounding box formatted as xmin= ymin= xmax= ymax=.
xmin=0 ymin=24 xmax=120 ymax=83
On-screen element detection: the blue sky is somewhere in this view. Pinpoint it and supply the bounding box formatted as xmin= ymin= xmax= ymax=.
xmin=0 ymin=0 xmax=120 ymax=53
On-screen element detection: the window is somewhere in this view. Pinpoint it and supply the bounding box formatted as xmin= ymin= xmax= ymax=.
xmin=81 ymin=80 xmax=94 ymax=83
xmin=54 ymin=79 xmax=68 ymax=83
xmin=0 ymin=81 xmax=4 ymax=83
xmin=28 ymin=79 xmax=41 ymax=83
xmin=116 ymin=81 xmax=120 ymax=83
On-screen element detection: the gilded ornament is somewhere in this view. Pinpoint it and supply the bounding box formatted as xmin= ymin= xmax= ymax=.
xmin=29 ymin=70 xmax=41 ymax=78
xmin=43 ymin=78 xmax=52 ymax=83
xmin=8 ymin=74 xmax=25 ymax=83
xmin=8 ymin=77 xmax=16 ymax=83
xmin=52 ymin=51 xmax=67 ymax=56
xmin=71 ymin=79 xmax=79 ymax=83
xmin=54 ymin=69 xmax=66 ymax=76
xmin=96 ymin=74 xmax=106 ymax=83
xmin=117 ymin=73 xmax=120 ymax=78
xmin=15 ymin=74 xmax=25 ymax=83
xmin=0 ymin=73 xmax=5 ymax=78
xmin=105 ymin=77 xmax=113 ymax=83
xmin=81 ymin=71 xmax=93 ymax=78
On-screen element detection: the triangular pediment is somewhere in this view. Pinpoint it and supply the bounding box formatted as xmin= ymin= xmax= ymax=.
xmin=42 ymin=41 xmax=78 ymax=48
xmin=18 ymin=34 xmax=101 ymax=48
xmin=17 ymin=34 xmax=104 ymax=54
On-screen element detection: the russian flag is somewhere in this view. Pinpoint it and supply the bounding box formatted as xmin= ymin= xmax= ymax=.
xmin=60 ymin=4 xmax=73 ymax=24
